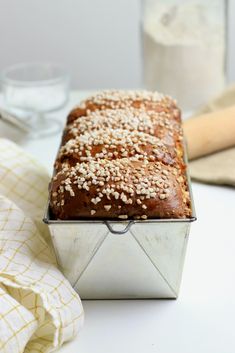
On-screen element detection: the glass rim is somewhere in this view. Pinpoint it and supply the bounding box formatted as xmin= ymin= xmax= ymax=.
xmin=0 ymin=62 xmax=70 ymax=87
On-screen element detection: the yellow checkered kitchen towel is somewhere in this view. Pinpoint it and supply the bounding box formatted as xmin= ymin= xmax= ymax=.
xmin=0 ymin=139 xmax=84 ymax=353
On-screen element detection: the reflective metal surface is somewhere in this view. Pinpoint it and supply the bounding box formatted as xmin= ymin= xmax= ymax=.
xmin=44 ymin=147 xmax=196 ymax=299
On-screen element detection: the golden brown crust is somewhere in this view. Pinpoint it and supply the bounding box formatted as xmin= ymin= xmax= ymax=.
xmin=56 ymin=129 xmax=178 ymax=171
xmin=67 ymin=90 xmax=181 ymax=124
xmin=50 ymin=160 xmax=190 ymax=219
xmin=63 ymin=107 xmax=181 ymax=144
xmin=49 ymin=90 xmax=191 ymax=220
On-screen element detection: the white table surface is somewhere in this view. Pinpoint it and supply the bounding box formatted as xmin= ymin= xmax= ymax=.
xmin=1 ymin=92 xmax=235 ymax=353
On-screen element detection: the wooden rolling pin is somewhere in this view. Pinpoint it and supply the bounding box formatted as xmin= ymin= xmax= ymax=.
xmin=183 ymin=105 xmax=235 ymax=160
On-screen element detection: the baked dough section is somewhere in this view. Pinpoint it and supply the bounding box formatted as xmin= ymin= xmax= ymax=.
xmin=49 ymin=90 xmax=191 ymax=219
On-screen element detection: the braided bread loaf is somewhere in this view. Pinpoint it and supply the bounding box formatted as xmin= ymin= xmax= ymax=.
xmin=49 ymin=90 xmax=191 ymax=219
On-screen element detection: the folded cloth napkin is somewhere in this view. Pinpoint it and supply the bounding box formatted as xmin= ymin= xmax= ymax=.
xmin=189 ymin=85 xmax=235 ymax=187
xmin=0 ymin=139 xmax=84 ymax=353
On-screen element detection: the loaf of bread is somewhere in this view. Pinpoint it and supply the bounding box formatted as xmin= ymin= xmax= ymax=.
xmin=49 ymin=90 xmax=191 ymax=219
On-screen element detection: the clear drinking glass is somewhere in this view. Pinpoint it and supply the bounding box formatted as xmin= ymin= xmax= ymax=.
xmin=1 ymin=62 xmax=70 ymax=138
xmin=142 ymin=0 xmax=227 ymax=111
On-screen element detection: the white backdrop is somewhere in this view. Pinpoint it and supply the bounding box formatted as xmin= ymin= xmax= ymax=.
xmin=0 ymin=0 xmax=234 ymax=89
xmin=0 ymin=0 xmax=142 ymax=88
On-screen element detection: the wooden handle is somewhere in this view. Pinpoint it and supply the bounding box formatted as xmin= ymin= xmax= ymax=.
xmin=183 ymin=105 xmax=235 ymax=160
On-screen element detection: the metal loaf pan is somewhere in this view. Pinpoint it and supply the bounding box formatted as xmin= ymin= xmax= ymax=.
xmin=43 ymin=159 xmax=196 ymax=299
